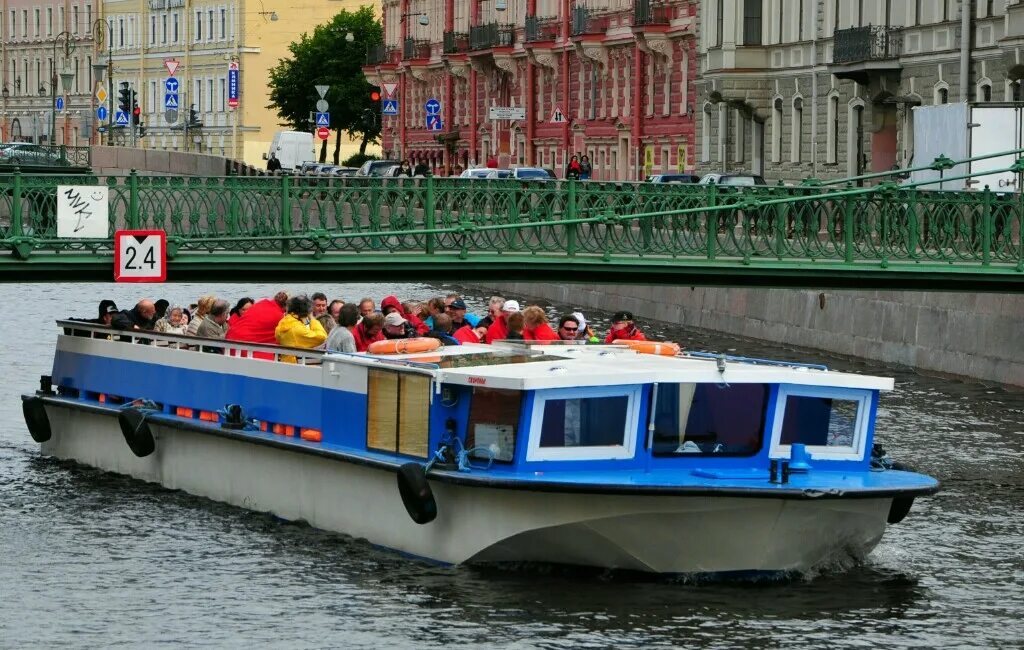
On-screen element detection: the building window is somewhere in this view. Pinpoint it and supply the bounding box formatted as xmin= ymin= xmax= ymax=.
xmin=150 ymin=15 xmax=156 ymax=44
xmin=220 ymin=8 xmax=226 ymax=39
xmin=207 ymin=9 xmax=214 ymax=41
xmin=979 ymin=82 xmax=992 ymax=102
xmin=733 ymin=110 xmax=745 ymax=162
xmin=827 ymin=94 xmax=839 ymax=164
xmin=195 ymin=11 xmax=202 ymax=41
xmin=86 ymin=5 xmax=92 ymax=30
xmin=937 ymin=86 xmax=948 ymax=104
xmin=72 ymin=6 xmax=79 ymax=34
xmin=118 ymin=18 xmax=124 ymax=47
xmin=162 ymin=13 xmax=168 ymax=43
xmin=34 ymin=8 xmax=40 ymax=37
xmin=716 ymin=0 xmax=724 ymax=45
xmin=771 ymin=97 xmax=783 ymax=163
xmin=1012 ymin=81 xmax=1023 ymax=103
xmin=173 ymin=12 xmax=179 ymax=42
xmin=791 ymin=97 xmax=803 ymax=163
xmin=46 ymin=7 xmax=52 ymax=36
xmin=219 ymin=77 xmax=226 ymax=110
xmin=743 ymin=0 xmax=762 ymax=45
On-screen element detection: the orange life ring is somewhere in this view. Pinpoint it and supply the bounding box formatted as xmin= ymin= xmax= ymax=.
xmin=367 ymin=337 xmax=443 ymax=355
xmin=613 ymin=339 xmax=681 ymax=356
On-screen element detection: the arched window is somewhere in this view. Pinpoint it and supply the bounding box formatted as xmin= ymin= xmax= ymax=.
xmin=827 ymin=94 xmax=840 ymax=164
xmin=771 ymin=97 xmax=783 ymax=163
xmin=791 ymin=97 xmax=803 ymax=163
xmin=935 ymin=85 xmax=949 ymax=104
xmin=978 ymin=81 xmax=992 ymax=102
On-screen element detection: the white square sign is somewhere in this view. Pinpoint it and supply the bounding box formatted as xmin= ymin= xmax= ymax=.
xmin=57 ymin=185 xmax=109 ymax=238
xmin=115 ymin=230 xmax=167 ymax=282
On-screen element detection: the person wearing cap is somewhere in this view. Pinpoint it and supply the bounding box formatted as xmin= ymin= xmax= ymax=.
xmin=383 ymin=311 xmax=417 ymax=340
xmin=446 ymin=297 xmax=481 ymax=328
xmin=380 ymin=295 xmax=429 ymax=335
xmin=605 ymin=310 xmax=647 ymax=343
xmin=485 ymin=299 xmax=520 ymax=343
xmin=571 ymin=311 xmax=601 ymax=343
xmin=94 ymin=300 xmax=119 ymax=326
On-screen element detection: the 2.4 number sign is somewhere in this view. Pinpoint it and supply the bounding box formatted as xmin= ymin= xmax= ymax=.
xmin=114 ymin=230 xmax=167 ymax=282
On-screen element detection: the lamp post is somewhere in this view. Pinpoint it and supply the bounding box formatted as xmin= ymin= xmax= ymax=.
xmin=91 ymin=19 xmax=114 ymax=146
xmin=1 ymin=84 xmax=8 ymax=141
xmin=51 ymin=31 xmax=76 ymax=148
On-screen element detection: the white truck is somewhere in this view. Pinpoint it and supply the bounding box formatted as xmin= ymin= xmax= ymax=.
xmin=910 ymin=103 xmax=1023 ymax=191
xmin=263 ymin=131 xmax=315 ymax=172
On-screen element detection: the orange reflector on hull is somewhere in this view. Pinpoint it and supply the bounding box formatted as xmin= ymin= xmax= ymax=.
xmin=176 ymin=407 xmax=194 ymax=418
xmin=300 ymin=428 xmax=322 ymax=442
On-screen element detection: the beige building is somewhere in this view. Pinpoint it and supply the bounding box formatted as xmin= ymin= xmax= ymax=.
xmin=696 ymin=0 xmax=1024 ymax=183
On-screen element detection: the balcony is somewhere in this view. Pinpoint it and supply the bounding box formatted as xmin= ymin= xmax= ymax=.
xmin=571 ymin=6 xmax=609 ymax=37
xmin=830 ymin=25 xmax=902 ymax=84
xmin=633 ymin=0 xmax=671 ymax=26
xmin=403 ymin=37 xmax=432 ymax=60
xmin=469 ymin=22 xmax=515 ymax=50
xmin=443 ymin=31 xmax=469 ymax=54
xmin=525 ymin=15 xmax=559 ymax=42
xmin=365 ymin=45 xmax=398 ymax=66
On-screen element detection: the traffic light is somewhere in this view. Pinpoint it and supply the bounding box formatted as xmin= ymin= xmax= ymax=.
xmin=131 ymin=91 xmax=140 ymax=124
xmin=361 ymin=108 xmax=377 ymax=130
xmin=117 ymin=82 xmax=131 ymax=113
xmin=369 ymin=86 xmax=381 ymax=102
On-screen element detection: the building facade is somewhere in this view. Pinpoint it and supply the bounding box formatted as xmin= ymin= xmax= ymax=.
xmin=1 ymin=0 xmax=98 ymax=145
xmin=696 ymin=0 xmax=1024 ymax=183
xmin=362 ymin=0 xmax=697 ymax=179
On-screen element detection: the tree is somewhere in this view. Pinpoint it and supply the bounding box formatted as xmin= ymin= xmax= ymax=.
xmin=268 ymin=8 xmax=383 ymax=164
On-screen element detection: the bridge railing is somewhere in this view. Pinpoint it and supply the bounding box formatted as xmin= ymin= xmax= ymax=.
xmin=0 ymin=169 xmax=1021 ymax=270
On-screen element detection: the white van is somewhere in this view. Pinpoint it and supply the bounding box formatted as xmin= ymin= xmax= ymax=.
xmin=264 ymin=131 xmax=314 ymax=171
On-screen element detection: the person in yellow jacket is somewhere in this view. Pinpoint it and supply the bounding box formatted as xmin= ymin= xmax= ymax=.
xmin=275 ymin=295 xmax=327 ymax=363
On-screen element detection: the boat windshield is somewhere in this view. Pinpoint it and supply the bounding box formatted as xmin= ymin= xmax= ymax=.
xmin=651 ymin=383 xmax=768 ymax=456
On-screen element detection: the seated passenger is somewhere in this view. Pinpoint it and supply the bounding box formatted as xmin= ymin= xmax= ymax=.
xmin=325 ymin=303 xmax=359 ymax=353
xmin=605 ymin=310 xmax=646 ymax=343
xmin=112 ymin=300 xmax=157 ymax=331
xmin=425 ymin=314 xmax=460 ymax=346
xmin=446 ymin=298 xmax=481 ymax=328
xmin=154 ymin=299 xmax=169 ymax=321
xmin=571 ymin=311 xmax=600 ymax=342
xmin=453 ymin=322 xmax=485 ymax=344
xmin=423 ymin=297 xmax=447 ymax=330
xmin=155 ymin=306 xmax=188 ymax=335
xmin=477 ymin=296 xmax=505 ymax=330
xmin=380 ymin=295 xmax=429 ymax=335
xmin=485 ymin=299 xmax=519 ymax=343
xmin=275 ymin=295 xmax=328 ymax=363
xmin=194 ymin=299 xmax=230 ymax=339
xmin=353 ymin=313 xmax=386 ymax=352
xmin=228 ymin=297 xmax=254 ymax=327
xmin=226 ymin=291 xmax=287 ymax=346
xmin=522 ymin=306 xmax=559 ymax=341
xmin=358 ymin=297 xmax=376 ymax=318
xmin=383 ymin=311 xmax=417 ymax=339
xmin=186 ymin=295 xmax=216 ymax=335
xmin=557 ymin=315 xmax=580 ymax=341
xmin=505 ymin=311 xmax=525 ymax=341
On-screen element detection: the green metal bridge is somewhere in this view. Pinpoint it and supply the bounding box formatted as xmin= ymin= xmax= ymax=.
xmin=1 ymin=153 xmax=1022 ymax=290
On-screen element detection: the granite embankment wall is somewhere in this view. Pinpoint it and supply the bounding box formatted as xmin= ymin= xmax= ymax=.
xmin=473 ymin=283 xmax=1024 ymax=388
xmin=89 ymin=146 xmax=261 ymax=177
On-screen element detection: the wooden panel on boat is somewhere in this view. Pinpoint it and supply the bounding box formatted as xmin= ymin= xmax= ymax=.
xmin=397 ymin=374 xmax=430 ymax=458
xmin=367 ymin=369 xmax=399 ymax=452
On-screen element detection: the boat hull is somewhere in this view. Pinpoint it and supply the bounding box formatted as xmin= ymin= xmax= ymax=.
xmin=40 ymin=403 xmax=890 ymax=576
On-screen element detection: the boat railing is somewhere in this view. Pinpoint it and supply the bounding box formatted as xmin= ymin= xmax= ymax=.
xmin=683 ymin=350 xmax=829 ymax=372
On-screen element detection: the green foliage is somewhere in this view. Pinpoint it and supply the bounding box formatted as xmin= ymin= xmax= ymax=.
xmin=342 ymin=152 xmax=378 ymax=167
xmin=268 ymin=8 xmax=383 ymax=162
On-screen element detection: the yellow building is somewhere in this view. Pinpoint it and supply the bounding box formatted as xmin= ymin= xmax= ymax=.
xmin=98 ymin=0 xmax=366 ymax=166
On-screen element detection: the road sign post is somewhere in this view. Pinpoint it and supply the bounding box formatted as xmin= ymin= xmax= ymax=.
xmin=114 ymin=230 xmax=167 ymax=282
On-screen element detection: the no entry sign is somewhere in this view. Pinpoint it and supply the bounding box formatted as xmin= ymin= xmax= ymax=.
xmin=317 ymin=127 xmax=330 ymax=140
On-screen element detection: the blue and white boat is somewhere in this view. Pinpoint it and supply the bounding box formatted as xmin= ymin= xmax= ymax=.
xmin=22 ymin=322 xmax=939 ymax=577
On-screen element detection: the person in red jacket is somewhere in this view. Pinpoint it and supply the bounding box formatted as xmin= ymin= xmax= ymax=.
xmin=380 ymin=295 xmax=429 ymax=335
xmin=605 ymin=311 xmax=647 ymax=343
xmin=484 ymin=299 xmax=519 ymax=343
xmin=224 ymin=292 xmax=287 ymax=359
xmin=353 ymin=313 xmax=386 ymax=352
xmin=522 ymin=306 xmax=559 ymax=341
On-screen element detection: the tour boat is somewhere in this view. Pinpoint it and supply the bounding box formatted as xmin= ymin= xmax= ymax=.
xmin=22 ymin=321 xmax=939 ymax=578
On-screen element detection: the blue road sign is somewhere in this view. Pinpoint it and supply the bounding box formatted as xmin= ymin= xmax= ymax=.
xmin=382 ymin=99 xmax=399 ymax=116
xmin=426 ymin=115 xmax=442 ymax=131
xmin=55 ymin=96 xmax=65 ymax=112
xmin=425 ymin=98 xmax=441 ymax=116
xmin=97 ymin=105 xmax=108 ymax=121
xmin=315 ymin=112 xmax=330 ymax=127
xmin=114 ymin=110 xmax=130 ymax=126
xmin=164 ymin=93 xmax=179 ymax=109
xmin=164 ymin=78 xmax=179 ymax=93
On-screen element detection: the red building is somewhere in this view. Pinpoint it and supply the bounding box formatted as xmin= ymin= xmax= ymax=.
xmin=361 ymin=0 xmax=696 ymax=180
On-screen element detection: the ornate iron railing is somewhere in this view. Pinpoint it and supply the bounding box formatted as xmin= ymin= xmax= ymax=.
xmin=0 ymin=162 xmax=1021 ymax=282
xmin=469 ymin=23 xmax=515 ymax=50
xmin=833 ymin=25 xmax=902 ymax=64
xmin=403 ymin=37 xmax=432 ymax=60
xmin=364 ymin=45 xmax=396 ymax=65
xmin=525 ymin=15 xmax=559 ymax=42
xmin=571 ymin=6 xmax=609 ymax=36
xmin=633 ymin=0 xmax=671 ymax=26
xmin=443 ymin=31 xmax=469 ymax=53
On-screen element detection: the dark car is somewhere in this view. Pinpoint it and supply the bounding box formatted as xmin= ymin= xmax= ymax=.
xmin=356 ymin=160 xmax=402 ymax=177
xmin=0 ymin=143 xmax=71 ymax=166
xmin=646 ymin=173 xmax=700 ymax=184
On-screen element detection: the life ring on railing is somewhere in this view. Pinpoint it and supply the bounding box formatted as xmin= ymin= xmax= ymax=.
xmin=368 ymin=337 xmax=443 ymax=355
xmin=613 ymin=340 xmax=681 ymax=356
xmin=397 ymin=462 xmax=437 ymax=525
xmin=118 ymin=408 xmax=156 ymax=458
xmin=22 ymin=396 xmax=52 ymax=443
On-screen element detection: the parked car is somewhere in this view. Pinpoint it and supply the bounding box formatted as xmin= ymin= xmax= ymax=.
xmin=460 ymin=168 xmax=496 ymax=179
xmin=484 ymin=169 xmax=513 ymax=179
xmin=510 ymin=167 xmax=554 ymax=180
xmin=356 ymin=159 xmax=401 ymax=176
xmin=332 ymin=167 xmax=358 ymax=177
xmin=646 ymin=173 xmax=700 ymax=184
xmin=698 ymin=173 xmax=767 ymax=186
xmin=264 ymin=131 xmax=314 ymax=172
xmin=0 ymin=143 xmax=71 ymax=166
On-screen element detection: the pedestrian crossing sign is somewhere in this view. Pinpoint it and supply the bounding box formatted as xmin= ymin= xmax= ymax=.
xmin=315 ymin=112 xmax=330 ymax=126
xmin=382 ymin=99 xmax=399 ymax=116
xmin=114 ymin=110 xmax=130 ymax=126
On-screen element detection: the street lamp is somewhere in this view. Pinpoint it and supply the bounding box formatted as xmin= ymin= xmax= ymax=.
xmin=1 ymin=84 xmax=8 ymax=141
xmin=51 ymin=31 xmax=76 ymax=147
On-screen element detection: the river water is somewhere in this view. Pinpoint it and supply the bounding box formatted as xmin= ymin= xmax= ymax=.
xmin=1 ymin=282 xmax=1021 ymax=648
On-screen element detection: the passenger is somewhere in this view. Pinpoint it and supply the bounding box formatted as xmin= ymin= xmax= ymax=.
xmin=484 ymin=299 xmax=519 ymax=343
xmin=446 ymin=298 xmax=481 ymax=328
xmin=477 ymin=295 xmax=506 ymax=331
xmin=557 ymin=315 xmax=581 ymax=341
xmin=353 ymin=313 xmax=386 ymax=352
xmin=229 ymin=297 xmax=254 ymax=325
xmin=380 ymin=295 xmax=429 ymax=335
xmin=453 ymin=321 xmax=483 ymax=344
xmin=505 ymin=311 xmax=525 ymax=340
xmin=605 ymin=310 xmax=647 ymax=343
xmin=325 ymin=303 xmax=359 ymax=354
xmin=522 ymin=306 xmax=559 ymax=341
xmin=275 ymin=295 xmax=327 ymax=363
xmin=155 ymin=306 xmax=188 ymax=335
xmin=358 ymin=297 xmax=376 ymax=319
xmin=194 ymin=299 xmax=230 ymax=339
xmin=425 ymin=313 xmax=460 ymax=346
xmin=383 ymin=311 xmax=417 ymax=340
xmin=93 ymin=300 xmax=118 ymax=326
xmin=423 ymin=297 xmax=447 ymax=329
xmin=311 ymin=292 xmax=328 ymax=319
xmin=154 ymin=299 xmax=169 ymax=321
xmin=327 ymin=300 xmax=344 ymax=321
xmin=444 ymin=293 xmax=461 ymax=307
xmin=112 ymin=299 xmax=157 ymax=331
xmin=226 ymin=291 xmax=287 ymax=347
xmin=571 ymin=311 xmax=600 ymax=342
xmin=186 ymin=295 xmax=216 ymax=335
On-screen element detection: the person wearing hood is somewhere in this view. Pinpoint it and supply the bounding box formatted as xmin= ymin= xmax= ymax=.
xmin=484 ymin=299 xmax=520 ymax=343
xmin=522 ymin=306 xmax=559 ymax=341
xmin=155 ymin=305 xmax=188 ymax=335
xmin=275 ymin=295 xmax=327 ymax=363
xmin=604 ymin=311 xmax=647 ymax=343
xmin=380 ymin=295 xmax=429 ymax=335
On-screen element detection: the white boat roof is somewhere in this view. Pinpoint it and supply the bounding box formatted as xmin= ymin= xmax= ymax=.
xmin=380 ymin=343 xmax=894 ymax=392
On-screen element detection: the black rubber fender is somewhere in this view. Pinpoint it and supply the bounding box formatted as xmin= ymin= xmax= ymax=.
xmin=397 ymin=462 xmax=437 ymax=525
xmin=22 ymin=396 xmax=52 ymax=443
xmin=887 ymin=496 xmax=915 ymax=524
xmin=118 ymin=408 xmax=156 ymax=458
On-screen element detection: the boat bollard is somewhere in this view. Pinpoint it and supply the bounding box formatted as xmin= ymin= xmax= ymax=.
xmin=789 ymin=443 xmax=812 ymax=473
xmin=769 ymin=459 xmax=779 ymax=483
xmin=780 ymin=461 xmax=790 ymax=484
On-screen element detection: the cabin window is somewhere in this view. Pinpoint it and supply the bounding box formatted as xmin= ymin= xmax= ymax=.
xmin=466 ymin=387 xmax=521 ymax=462
xmin=652 ymin=383 xmax=768 ymax=455
xmin=366 ymin=369 xmax=431 ymax=458
xmin=769 ymin=385 xmax=870 ymax=461
xmin=526 ymin=386 xmax=641 ymax=461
